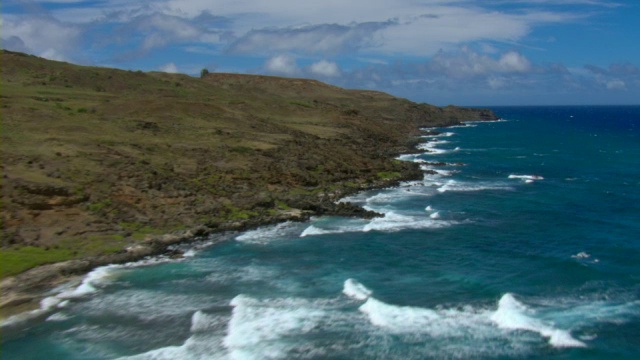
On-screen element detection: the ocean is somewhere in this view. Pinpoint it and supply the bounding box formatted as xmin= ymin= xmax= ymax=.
xmin=3 ymin=106 xmax=639 ymax=359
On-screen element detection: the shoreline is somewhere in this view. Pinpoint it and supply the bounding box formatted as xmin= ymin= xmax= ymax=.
xmin=0 ymin=162 xmax=424 ymax=322
xmin=2 ymin=51 xmax=500 ymax=322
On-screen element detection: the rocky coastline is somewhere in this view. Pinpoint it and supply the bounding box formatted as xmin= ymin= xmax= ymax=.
xmin=1 ymin=50 xmax=498 ymax=319
xmin=0 ymin=165 xmax=422 ymax=319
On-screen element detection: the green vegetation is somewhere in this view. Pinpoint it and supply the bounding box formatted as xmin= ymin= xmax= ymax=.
xmin=0 ymin=234 xmax=132 ymax=277
xmin=377 ymin=171 xmax=402 ymax=180
xmin=87 ymin=199 xmax=113 ymax=213
xmin=0 ymin=49 xmax=495 ymax=278
xmin=0 ymin=246 xmax=76 ymax=276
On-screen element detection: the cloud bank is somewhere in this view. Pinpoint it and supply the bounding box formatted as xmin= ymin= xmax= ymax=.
xmin=1 ymin=0 xmax=637 ymax=104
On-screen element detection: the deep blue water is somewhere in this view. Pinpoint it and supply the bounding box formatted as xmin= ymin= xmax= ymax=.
xmin=3 ymin=106 xmax=639 ymax=359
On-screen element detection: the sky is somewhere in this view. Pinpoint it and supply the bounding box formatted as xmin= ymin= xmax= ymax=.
xmin=2 ymin=0 xmax=639 ymax=106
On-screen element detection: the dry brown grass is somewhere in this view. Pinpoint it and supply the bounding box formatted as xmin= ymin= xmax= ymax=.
xmin=1 ymin=50 xmax=495 ymax=276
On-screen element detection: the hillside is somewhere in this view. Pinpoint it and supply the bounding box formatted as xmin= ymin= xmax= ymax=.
xmin=0 ymin=50 xmax=496 ymax=312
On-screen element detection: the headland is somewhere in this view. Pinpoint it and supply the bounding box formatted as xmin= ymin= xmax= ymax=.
xmin=0 ymin=50 xmax=497 ymax=317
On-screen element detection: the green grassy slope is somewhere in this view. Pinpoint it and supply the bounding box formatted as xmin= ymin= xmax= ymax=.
xmin=1 ymin=50 xmax=496 ymax=276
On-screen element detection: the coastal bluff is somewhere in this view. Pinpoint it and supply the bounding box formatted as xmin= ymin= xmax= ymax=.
xmin=0 ymin=50 xmax=497 ymax=315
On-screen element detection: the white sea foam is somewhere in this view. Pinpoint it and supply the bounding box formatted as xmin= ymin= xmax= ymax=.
xmin=490 ymin=293 xmax=586 ymax=348
xmin=2 ymin=264 xmax=129 ymax=328
xmin=359 ymin=297 xmax=443 ymax=332
xmin=299 ymin=217 xmax=368 ymax=238
xmin=448 ymin=123 xmax=477 ymax=128
xmin=420 ymin=165 xmax=456 ymax=177
xmin=365 ymin=192 xmax=403 ymax=204
xmin=417 ymin=141 xmax=450 ymax=155
xmin=61 ymin=265 xmax=119 ymax=299
xmin=182 ymin=249 xmax=198 ymax=258
xmin=395 ymin=153 xmax=426 ymax=163
xmin=430 ymin=211 xmax=441 ymax=219
xmin=348 ymin=281 xmax=497 ymax=340
xmin=117 ymin=309 xmax=228 ymax=360
xmin=362 ymin=211 xmax=452 ymax=232
xmin=45 ymin=312 xmax=71 ymax=322
xmin=571 ymin=251 xmax=590 ymax=259
xmin=78 ymin=289 xmax=218 ymax=322
xmin=300 ymin=225 xmax=336 ymax=237
xmin=190 ymin=310 xmax=221 ymax=333
xmin=425 ymin=205 xmax=434 ymax=212
xmin=235 ymin=222 xmax=299 ymax=244
xmin=435 ymin=169 xmax=456 ymax=176
xmin=437 ymin=179 xmax=512 ymax=193
xmin=508 ymin=174 xmax=544 ymax=183
xmin=440 ymin=132 xmax=456 ymax=137
xmin=224 ymin=295 xmax=326 ymax=359
xmin=343 ymin=279 xmax=373 ymax=300
xmin=3 ymin=251 xmax=218 ymax=330
xmin=569 ymin=251 xmax=600 ymax=265
xmin=345 ymin=279 xmax=589 ymax=350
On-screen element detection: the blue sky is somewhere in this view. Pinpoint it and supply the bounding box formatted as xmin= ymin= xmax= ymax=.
xmin=2 ymin=0 xmax=639 ymax=105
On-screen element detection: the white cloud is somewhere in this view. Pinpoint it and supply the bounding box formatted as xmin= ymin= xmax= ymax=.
xmin=487 ymin=76 xmax=508 ymax=90
xmin=164 ymin=1 xmax=579 ymax=57
xmin=1 ymin=15 xmax=80 ymax=61
xmin=309 ymin=60 xmax=341 ymax=77
xmin=39 ymin=48 xmax=68 ymax=61
xmin=2 ymin=0 xmax=593 ymax=64
xmin=160 ymin=62 xmax=179 ymax=73
xmin=498 ymin=51 xmax=532 ymax=72
xmin=228 ymin=22 xmax=391 ymax=55
xmin=264 ymin=54 xmax=299 ymax=76
xmin=427 ymin=47 xmax=534 ymax=79
xmin=5 ymin=0 xmax=636 ymax=105
xmin=606 ymin=79 xmax=626 ymax=90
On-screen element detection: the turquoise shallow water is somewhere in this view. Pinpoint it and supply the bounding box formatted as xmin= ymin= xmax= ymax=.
xmin=3 ymin=106 xmax=640 ymax=359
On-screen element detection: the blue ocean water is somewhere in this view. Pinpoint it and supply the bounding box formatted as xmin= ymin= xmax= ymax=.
xmin=3 ymin=106 xmax=640 ymax=359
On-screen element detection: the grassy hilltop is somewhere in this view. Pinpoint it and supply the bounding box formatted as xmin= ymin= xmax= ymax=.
xmin=1 ymin=50 xmax=496 ymax=280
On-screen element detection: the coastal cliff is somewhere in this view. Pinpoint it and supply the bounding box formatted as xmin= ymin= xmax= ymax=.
xmin=0 ymin=50 xmax=497 ymax=315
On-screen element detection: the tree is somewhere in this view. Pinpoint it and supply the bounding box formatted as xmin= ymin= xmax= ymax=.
xmin=200 ymin=68 xmax=210 ymax=78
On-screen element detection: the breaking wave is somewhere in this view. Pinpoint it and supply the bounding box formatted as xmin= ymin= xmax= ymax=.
xmin=508 ymin=174 xmax=544 ymax=183
xmin=437 ymin=179 xmax=513 ymax=193
xmin=235 ymin=222 xmax=301 ymax=244
xmin=343 ymin=279 xmax=593 ymax=349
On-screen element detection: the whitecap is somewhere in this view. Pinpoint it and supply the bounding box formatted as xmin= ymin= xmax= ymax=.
xmin=300 ymin=225 xmax=335 ymax=237
xmin=343 ymin=279 xmax=373 ymax=300
xmin=190 ymin=310 xmax=221 ymax=333
xmin=117 ymin=309 xmax=228 ymax=360
xmin=224 ymin=295 xmax=326 ymax=359
xmin=59 ymin=265 xmax=120 ymax=300
xmin=1 ymin=266 xmax=124 ymax=328
xmin=348 ymin=281 xmax=497 ymax=339
xmin=490 ymin=293 xmax=586 ymax=348
xmin=345 ymin=280 xmax=590 ymax=350
xmin=571 ymin=252 xmax=590 ymax=259
xmin=437 ymin=179 xmax=512 ymax=193
xmin=362 ymin=211 xmax=453 ymax=233
xmin=448 ymin=123 xmax=477 ymax=128
xmin=235 ymin=221 xmax=299 ymax=244
xmin=45 ymin=312 xmax=71 ymax=322
xmin=508 ymin=174 xmax=544 ymax=182
xmin=395 ymin=154 xmax=427 ymax=163
xmin=417 ymin=141 xmax=449 ymax=155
